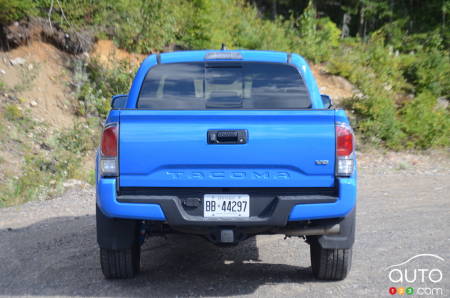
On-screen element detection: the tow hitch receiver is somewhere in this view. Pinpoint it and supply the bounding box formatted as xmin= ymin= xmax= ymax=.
xmin=220 ymin=229 xmax=234 ymax=243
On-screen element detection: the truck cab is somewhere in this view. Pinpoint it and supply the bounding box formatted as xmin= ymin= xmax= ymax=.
xmin=96 ymin=50 xmax=357 ymax=280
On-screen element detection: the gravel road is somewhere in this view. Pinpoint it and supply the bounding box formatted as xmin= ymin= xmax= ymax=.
xmin=0 ymin=153 xmax=449 ymax=297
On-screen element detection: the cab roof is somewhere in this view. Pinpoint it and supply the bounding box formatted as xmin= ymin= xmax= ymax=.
xmin=126 ymin=50 xmax=321 ymax=109
xmin=158 ymin=50 xmax=292 ymax=64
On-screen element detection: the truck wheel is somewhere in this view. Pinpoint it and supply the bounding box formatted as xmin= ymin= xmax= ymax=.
xmin=310 ymin=241 xmax=352 ymax=281
xmin=100 ymin=244 xmax=140 ymax=279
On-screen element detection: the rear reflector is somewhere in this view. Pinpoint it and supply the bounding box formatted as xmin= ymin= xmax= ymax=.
xmin=336 ymin=122 xmax=355 ymax=177
xmin=101 ymin=125 xmax=118 ymax=157
xmin=337 ymin=158 xmax=354 ymax=176
xmin=100 ymin=159 xmax=117 ymax=176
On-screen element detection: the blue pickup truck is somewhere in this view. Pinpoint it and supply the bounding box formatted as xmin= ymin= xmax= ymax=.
xmin=96 ymin=50 xmax=357 ymax=281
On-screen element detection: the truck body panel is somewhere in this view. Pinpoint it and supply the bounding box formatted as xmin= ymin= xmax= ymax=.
xmin=96 ymin=49 xmax=357 ymax=256
xmin=118 ymin=110 xmax=336 ymax=188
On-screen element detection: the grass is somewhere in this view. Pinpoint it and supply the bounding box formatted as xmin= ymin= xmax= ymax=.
xmin=0 ymin=80 xmax=6 ymax=92
xmin=0 ymin=57 xmax=101 ymax=207
xmin=12 ymin=63 xmax=40 ymax=93
xmin=0 ymin=103 xmax=97 ymax=207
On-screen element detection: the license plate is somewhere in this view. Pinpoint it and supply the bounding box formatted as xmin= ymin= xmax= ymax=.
xmin=204 ymin=194 xmax=250 ymax=218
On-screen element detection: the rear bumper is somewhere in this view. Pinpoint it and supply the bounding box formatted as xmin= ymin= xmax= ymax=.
xmin=96 ymin=176 xmax=356 ymax=225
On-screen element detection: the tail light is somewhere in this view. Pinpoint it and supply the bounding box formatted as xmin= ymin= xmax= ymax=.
xmin=100 ymin=123 xmax=118 ymax=177
xmin=336 ymin=122 xmax=354 ymax=177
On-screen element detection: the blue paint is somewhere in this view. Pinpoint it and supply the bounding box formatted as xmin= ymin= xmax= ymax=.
xmin=288 ymin=174 xmax=357 ymax=220
xmin=97 ymin=178 xmax=166 ymax=220
xmin=118 ymin=110 xmax=337 ymax=188
xmin=97 ymin=49 xmax=357 ymax=225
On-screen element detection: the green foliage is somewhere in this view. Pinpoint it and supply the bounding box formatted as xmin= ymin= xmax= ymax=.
xmin=328 ymin=33 xmax=449 ymax=149
xmin=401 ymin=48 xmax=450 ymax=97
xmin=400 ymin=91 xmax=450 ymax=149
xmin=0 ymin=121 xmax=97 ymax=207
xmin=3 ymin=104 xmax=23 ymax=121
xmin=0 ymin=0 xmax=448 ymax=154
xmin=110 ymin=0 xmax=191 ymax=53
xmin=180 ymin=0 xmax=291 ymax=51
xmin=50 ymin=0 xmax=450 ymax=150
xmin=57 ymin=122 xmax=97 ymax=155
xmin=284 ymin=1 xmax=341 ymax=63
xmin=75 ymin=59 xmax=135 ymax=118
xmin=0 ymin=0 xmax=449 ymax=208
xmin=180 ymin=0 xmax=214 ymax=49
xmin=0 ymin=80 xmax=6 ymax=92
xmin=0 ymin=0 xmax=36 ymax=24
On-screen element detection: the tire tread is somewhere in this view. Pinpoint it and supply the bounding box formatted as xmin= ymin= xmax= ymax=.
xmin=100 ymin=246 xmax=140 ymax=279
xmin=310 ymin=242 xmax=352 ymax=281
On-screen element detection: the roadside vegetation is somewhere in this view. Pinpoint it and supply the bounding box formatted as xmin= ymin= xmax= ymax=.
xmin=0 ymin=101 xmax=96 ymax=206
xmin=0 ymin=0 xmax=448 ymax=206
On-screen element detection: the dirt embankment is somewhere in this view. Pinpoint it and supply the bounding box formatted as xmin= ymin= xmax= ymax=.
xmin=0 ymin=40 xmax=78 ymax=185
xmin=0 ymin=39 xmax=146 ymax=185
xmin=90 ymin=40 xmax=146 ymax=68
xmin=4 ymin=29 xmax=442 ymax=208
xmin=1 ymin=41 xmax=76 ymax=127
xmin=0 ymin=43 xmax=356 ymax=119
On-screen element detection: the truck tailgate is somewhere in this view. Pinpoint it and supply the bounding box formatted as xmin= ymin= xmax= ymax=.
xmin=119 ymin=110 xmax=336 ymax=188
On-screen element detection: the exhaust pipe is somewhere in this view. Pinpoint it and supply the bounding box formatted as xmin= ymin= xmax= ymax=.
xmin=283 ymin=224 xmax=340 ymax=236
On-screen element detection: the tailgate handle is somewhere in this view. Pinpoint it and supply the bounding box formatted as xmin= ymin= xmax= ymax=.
xmin=217 ymin=131 xmax=238 ymax=142
xmin=208 ymin=130 xmax=247 ymax=144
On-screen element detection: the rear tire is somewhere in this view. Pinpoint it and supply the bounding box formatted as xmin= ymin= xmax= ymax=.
xmin=100 ymin=244 xmax=141 ymax=279
xmin=310 ymin=241 xmax=352 ymax=281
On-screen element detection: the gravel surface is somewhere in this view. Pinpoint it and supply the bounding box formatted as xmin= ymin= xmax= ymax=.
xmin=0 ymin=157 xmax=449 ymax=297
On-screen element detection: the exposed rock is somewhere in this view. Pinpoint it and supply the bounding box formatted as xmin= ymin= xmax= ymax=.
xmin=40 ymin=143 xmax=52 ymax=151
xmin=332 ymin=76 xmax=355 ymax=93
xmin=10 ymin=57 xmax=26 ymax=66
xmin=435 ymin=97 xmax=448 ymax=110
xmin=63 ymin=179 xmax=90 ymax=189
xmin=30 ymin=100 xmax=38 ymax=107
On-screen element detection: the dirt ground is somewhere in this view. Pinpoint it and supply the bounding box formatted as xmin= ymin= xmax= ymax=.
xmin=0 ymin=41 xmax=76 ymax=127
xmin=0 ymin=152 xmax=448 ymax=297
xmin=90 ymin=40 xmax=146 ymax=68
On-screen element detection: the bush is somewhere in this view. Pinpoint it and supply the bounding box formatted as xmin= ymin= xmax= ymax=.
xmin=1 ymin=0 xmax=448 ymax=153
xmin=0 ymin=0 xmax=36 ymax=24
xmin=401 ymin=48 xmax=450 ymax=97
xmin=180 ymin=0 xmax=292 ymax=51
xmin=110 ymin=0 xmax=191 ymax=53
xmin=288 ymin=1 xmax=341 ymax=63
xmin=326 ymin=31 xmax=449 ymax=150
xmin=0 ymin=121 xmax=97 ymax=206
xmin=3 ymin=104 xmax=24 ymax=121
xmin=75 ymin=58 xmax=135 ymax=118
xmin=400 ymin=91 xmax=450 ymax=149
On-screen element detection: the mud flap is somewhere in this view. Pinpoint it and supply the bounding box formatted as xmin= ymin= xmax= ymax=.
xmin=96 ymin=205 xmax=139 ymax=250
xmin=316 ymin=208 xmax=356 ymax=249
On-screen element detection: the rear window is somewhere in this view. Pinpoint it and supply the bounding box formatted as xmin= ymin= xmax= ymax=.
xmin=137 ymin=62 xmax=311 ymax=109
